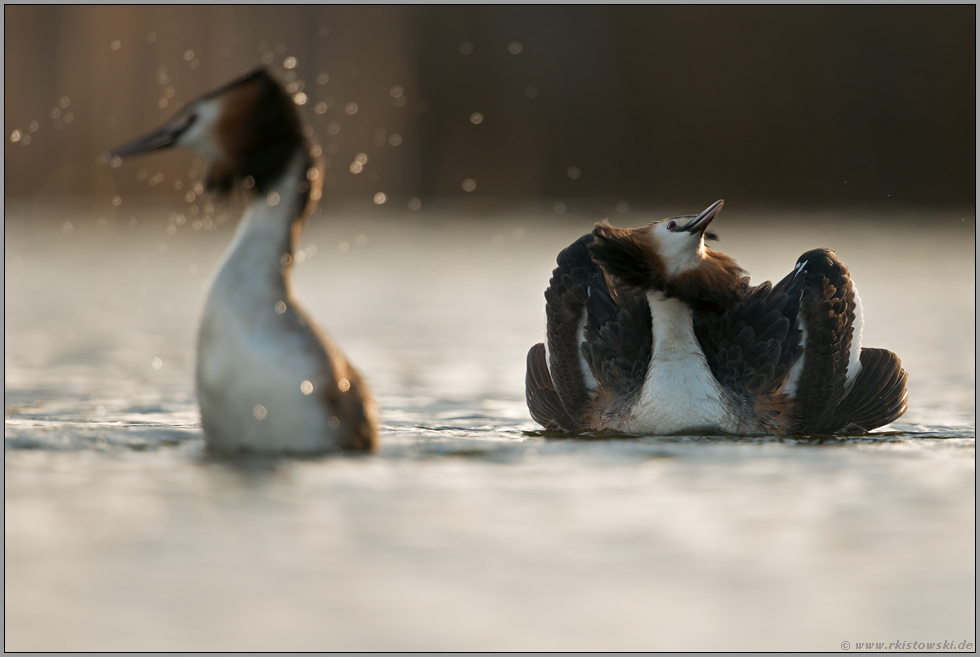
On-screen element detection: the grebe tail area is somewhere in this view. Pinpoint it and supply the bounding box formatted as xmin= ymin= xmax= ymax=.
xmin=526 ymin=199 xmax=908 ymax=437
xmin=106 ymin=68 xmax=378 ymax=454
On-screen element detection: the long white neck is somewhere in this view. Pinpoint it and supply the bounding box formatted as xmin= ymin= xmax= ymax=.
xmin=210 ymin=154 xmax=308 ymax=317
xmin=647 ymin=292 xmax=700 ymax=359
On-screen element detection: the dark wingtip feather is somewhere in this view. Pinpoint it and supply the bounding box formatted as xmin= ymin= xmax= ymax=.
xmin=832 ymin=348 xmax=909 ymax=432
xmin=525 ymin=343 xmax=577 ymax=431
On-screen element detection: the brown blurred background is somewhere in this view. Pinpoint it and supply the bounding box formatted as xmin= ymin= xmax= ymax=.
xmin=4 ymin=5 xmax=975 ymax=212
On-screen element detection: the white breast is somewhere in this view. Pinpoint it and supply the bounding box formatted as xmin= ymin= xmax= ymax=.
xmin=195 ymin=160 xmax=339 ymax=453
xmin=618 ymin=293 xmax=737 ymax=435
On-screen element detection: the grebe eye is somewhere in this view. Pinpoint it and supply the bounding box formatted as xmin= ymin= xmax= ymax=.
xmin=667 ymin=221 xmax=676 ymax=230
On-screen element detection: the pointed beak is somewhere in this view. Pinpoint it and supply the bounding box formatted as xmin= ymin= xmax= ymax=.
xmin=102 ymin=115 xmax=195 ymax=162
xmin=680 ymin=199 xmax=724 ymax=233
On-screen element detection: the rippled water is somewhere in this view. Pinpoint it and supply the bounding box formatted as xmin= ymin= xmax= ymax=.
xmin=5 ymin=204 xmax=975 ymax=650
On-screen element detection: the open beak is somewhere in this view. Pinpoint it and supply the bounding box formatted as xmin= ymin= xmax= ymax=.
xmin=102 ymin=115 xmax=194 ymax=162
xmin=680 ymin=199 xmax=724 ymax=233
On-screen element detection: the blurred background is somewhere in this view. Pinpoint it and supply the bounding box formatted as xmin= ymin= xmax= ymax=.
xmin=4 ymin=5 xmax=975 ymax=213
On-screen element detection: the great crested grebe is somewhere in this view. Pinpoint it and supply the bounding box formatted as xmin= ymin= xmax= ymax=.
xmin=526 ymin=200 xmax=908 ymax=435
xmin=107 ymin=68 xmax=378 ymax=453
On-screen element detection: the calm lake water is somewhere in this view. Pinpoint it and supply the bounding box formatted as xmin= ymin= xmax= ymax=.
xmin=4 ymin=203 xmax=976 ymax=650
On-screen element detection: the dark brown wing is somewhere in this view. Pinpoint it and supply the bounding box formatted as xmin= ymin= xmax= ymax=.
xmin=528 ymin=234 xmax=652 ymax=431
xmin=827 ymin=347 xmax=908 ymax=432
xmin=693 ymin=279 xmax=804 ymax=405
xmin=788 ymin=248 xmax=862 ymax=433
xmin=542 ymin=235 xmax=597 ymax=428
xmin=525 ymin=343 xmax=577 ymax=431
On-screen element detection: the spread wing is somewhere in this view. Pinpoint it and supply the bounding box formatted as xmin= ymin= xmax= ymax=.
xmin=692 ymin=278 xmax=804 ymax=401
xmin=526 ymin=234 xmax=652 ymax=431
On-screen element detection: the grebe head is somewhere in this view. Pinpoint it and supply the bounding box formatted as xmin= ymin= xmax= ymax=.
xmin=105 ymin=68 xmax=306 ymax=196
xmin=590 ymin=200 xmax=744 ymax=306
xmin=646 ymin=199 xmax=724 ymax=276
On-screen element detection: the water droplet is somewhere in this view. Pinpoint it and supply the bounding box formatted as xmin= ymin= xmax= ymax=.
xmin=392 ymin=96 xmax=407 ymax=108
xmin=260 ymin=51 xmax=274 ymax=65
xmin=174 ymin=214 xmax=186 ymax=225
xmin=158 ymin=98 xmax=169 ymax=108
xmin=59 ymin=96 xmax=70 ymax=108
xmin=50 ymin=108 xmax=61 ymax=120
xmin=616 ymin=201 xmax=630 ymax=213
xmin=20 ymin=134 xmax=31 ymax=145
xmin=355 ymin=153 xmax=368 ymax=165
xmin=469 ymin=112 xmax=484 ymax=125
xmin=158 ymin=243 xmax=168 ymax=254
xmin=184 ymin=191 xmax=196 ymax=203
xmin=567 ymin=166 xmax=581 ymax=179
xmin=316 ymin=72 xmax=330 ymax=85
xmin=337 ymin=241 xmax=349 ymax=253
xmin=327 ymin=415 xmax=340 ymax=429
xmin=326 ymin=122 xmax=340 ymax=135
xmin=280 ymin=253 xmax=292 ymax=266
xmin=337 ymin=378 xmax=350 ymax=392
xmin=314 ymin=102 xmax=327 ymax=114
xmin=189 ymin=59 xmax=200 ymax=69
xmin=345 ymin=102 xmax=358 ymax=115
xmin=166 ymin=223 xmax=177 ymax=235
xmin=267 ymin=192 xmax=280 ymax=206
xmin=408 ymin=197 xmax=422 ymax=211
xmin=164 ymin=86 xmax=175 ymax=98
xmin=553 ymin=201 xmax=567 ymax=215
xmin=283 ymin=56 xmax=297 ymax=69
xmin=300 ymin=380 xmax=314 ymax=395
xmin=110 ymin=39 xmax=121 ymax=51
xmin=311 ymin=188 xmax=322 ymax=201
xmin=389 ymin=85 xmax=404 ymax=98
xmin=294 ymin=250 xmax=306 ymax=263
xmin=310 ymin=145 xmax=322 ymax=157
xmin=373 ymin=192 xmax=387 ymax=205
xmin=293 ymin=92 xmax=307 ymax=105
xmin=28 ymin=121 xmax=39 ymax=133
xmin=112 ymin=196 xmax=122 ymax=206
xmin=63 ymin=112 xmax=73 ymax=124
xmin=388 ymin=133 xmax=403 ymax=146
xmin=462 ymin=178 xmax=477 ymax=193
xmin=96 ymin=405 xmax=106 ymax=416
xmin=10 ymin=130 xmax=22 ymax=143
xmin=275 ymin=300 xmax=287 ymax=314
xmin=242 ymin=175 xmax=255 ymax=190
xmin=349 ymin=162 xmax=363 ymax=174
xmin=151 ymin=357 xmax=163 ymax=370
xmin=61 ymin=221 xmax=74 ymax=235
xmin=507 ymin=41 xmax=523 ymax=55
xmin=183 ymin=49 xmax=194 ymax=61
xmin=253 ymin=404 xmax=267 ymax=420
xmin=459 ymin=42 xmax=474 ymax=55
xmin=354 ymin=234 xmax=367 ymax=247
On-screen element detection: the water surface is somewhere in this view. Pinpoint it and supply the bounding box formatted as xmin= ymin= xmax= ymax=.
xmin=5 ymin=205 xmax=975 ymax=650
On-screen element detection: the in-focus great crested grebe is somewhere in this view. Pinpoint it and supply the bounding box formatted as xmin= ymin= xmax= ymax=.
xmin=526 ymin=200 xmax=908 ymax=435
